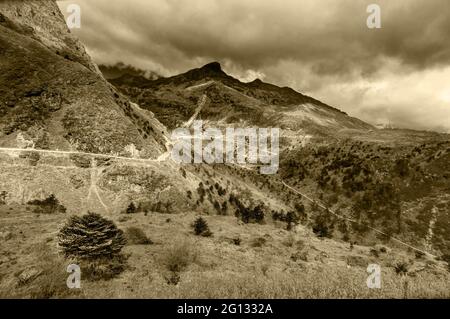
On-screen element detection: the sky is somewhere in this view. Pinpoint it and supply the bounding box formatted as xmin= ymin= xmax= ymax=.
xmin=58 ymin=0 xmax=450 ymax=133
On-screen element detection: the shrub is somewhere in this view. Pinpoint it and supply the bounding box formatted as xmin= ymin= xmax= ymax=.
xmin=312 ymin=221 xmax=333 ymax=238
xmin=274 ymin=211 xmax=300 ymax=230
xmin=291 ymin=250 xmax=308 ymax=262
xmin=370 ymin=249 xmax=380 ymax=258
xmin=125 ymin=202 xmax=137 ymax=214
xmin=69 ymin=154 xmax=91 ymax=168
xmin=19 ymin=151 xmax=40 ymax=166
xmin=164 ymin=243 xmax=195 ymax=272
xmin=415 ymin=251 xmax=425 ymax=259
xmin=57 ymin=213 xmax=127 ymax=281
xmin=272 ymin=210 xmax=283 ymax=221
xmin=58 ymin=212 xmax=126 ymax=260
xmin=251 ymin=237 xmax=266 ymax=248
xmin=0 ymin=191 xmax=7 ymax=205
xmin=394 ymin=158 xmax=410 ymax=177
xmin=394 ymin=262 xmax=409 ymax=275
xmin=217 ymin=185 xmax=227 ymax=196
xmin=311 ymin=210 xmax=335 ymax=238
xmin=191 ymin=217 xmax=213 ymax=237
xmin=294 ymin=202 xmax=307 ymax=222
xmin=283 ymin=234 xmax=296 ymax=247
xmin=250 ymin=204 xmax=265 ymax=223
xmin=261 ymin=264 xmax=270 ymax=277
xmin=221 ymin=201 xmax=228 ymax=215
xmin=197 ymin=183 xmax=205 ymax=203
xmin=28 ymin=194 xmax=66 ymax=214
xmin=213 ymin=200 xmax=222 ymax=214
xmin=440 ymin=254 xmax=450 ymax=271
xmin=236 ymin=202 xmax=265 ymax=224
xmin=164 ymin=272 xmax=181 ymax=285
xmin=82 ymin=255 xmax=128 ymax=281
xmin=125 ymin=227 xmax=153 ymax=245
xmin=163 ymin=241 xmax=197 ymax=285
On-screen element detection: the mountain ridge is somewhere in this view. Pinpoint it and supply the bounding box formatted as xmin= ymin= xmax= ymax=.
xmin=110 ymin=61 xmax=373 ymax=134
xmin=141 ymin=61 xmax=351 ymax=115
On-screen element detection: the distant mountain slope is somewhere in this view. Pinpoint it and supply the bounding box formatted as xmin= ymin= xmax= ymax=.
xmin=0 ymin=0 xmax=167 ymax=158
xmin=109 ymin=62 xmax=373 ymax=136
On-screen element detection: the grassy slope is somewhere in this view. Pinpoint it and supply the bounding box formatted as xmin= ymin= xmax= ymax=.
xmin=0 ymin=204 xmax=449 ymax=298
xmin=1 ymin=0 xmax=449 ymax=299
xmin=277 ymin=129 xmax=450 ymax=255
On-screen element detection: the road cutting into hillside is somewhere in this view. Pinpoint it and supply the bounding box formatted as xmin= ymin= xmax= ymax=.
xmin=185 ymin=80 xmax=215 ymax=91
xmin=183 ymin=94 xmax=208 ymax=128
xmin=0 ymin=147 xmax=163 ymax=163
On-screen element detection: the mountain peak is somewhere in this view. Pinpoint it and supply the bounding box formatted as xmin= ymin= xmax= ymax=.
xmin=200 ymin=62 xmax=223 ymax=73
xmin=251 ymin=78 xmax=263 ymax=84
xmin=175 ymin=61 xmax=227 ymax=82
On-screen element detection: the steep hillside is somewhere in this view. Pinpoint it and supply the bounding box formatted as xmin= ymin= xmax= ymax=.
xmin=0 ymin=0 xmax=167 ymax=158
xmin=278 ymin=131 xmax=450 ymax=255
xmin=0 ymin=0 xmax=293 ymax=218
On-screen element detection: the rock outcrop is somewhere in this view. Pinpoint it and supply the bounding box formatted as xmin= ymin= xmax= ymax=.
xmin=0 ymin=0 xmax=168 ymax=158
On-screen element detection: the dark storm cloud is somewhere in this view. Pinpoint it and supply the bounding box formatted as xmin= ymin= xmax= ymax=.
xmin=58 ymin=0 xmax=450 ymax=75
xmin=57 ymin=0 xmax=450 ymax=132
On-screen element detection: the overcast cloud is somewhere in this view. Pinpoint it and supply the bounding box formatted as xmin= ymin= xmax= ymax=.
xmin=58 ymin=0 xmax=450 ymax=132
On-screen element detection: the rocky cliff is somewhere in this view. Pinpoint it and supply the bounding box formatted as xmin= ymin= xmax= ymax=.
xmin=0 ymin=0 xmax=167 ymax=158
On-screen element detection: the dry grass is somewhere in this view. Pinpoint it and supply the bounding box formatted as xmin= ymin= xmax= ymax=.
xmin=162 ymin=240 xmax=198 ymax=273
xmin=1 ymin=205 xmax=449 ymax=299
xmin=154 ymin=267 xmax=450 ymax=299
xmin=0 ymin=242 xmax=85 ymax=299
